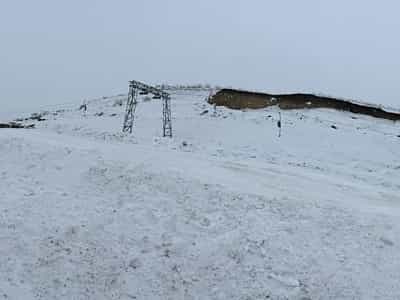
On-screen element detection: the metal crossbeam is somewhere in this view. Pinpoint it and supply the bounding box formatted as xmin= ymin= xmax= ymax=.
xmin=122 ymin=80 xmax=172 ymax=137
xmin=129 ymin=80 xmax=169 ymax=99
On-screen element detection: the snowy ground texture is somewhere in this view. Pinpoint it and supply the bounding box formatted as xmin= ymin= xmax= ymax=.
xmin=1 ymin=89 xmax=400 ymax=299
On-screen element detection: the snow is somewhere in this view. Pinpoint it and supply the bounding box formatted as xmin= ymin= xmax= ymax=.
xmin=1 ymin=89 xmax=400 ymax=299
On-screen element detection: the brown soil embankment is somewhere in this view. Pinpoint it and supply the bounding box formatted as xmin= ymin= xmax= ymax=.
xmin=209 ymin=89 xmax=400 ymax=121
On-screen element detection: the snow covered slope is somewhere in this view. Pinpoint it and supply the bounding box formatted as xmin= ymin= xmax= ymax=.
xmin=1 ymin=89 xmax=400 ymax=299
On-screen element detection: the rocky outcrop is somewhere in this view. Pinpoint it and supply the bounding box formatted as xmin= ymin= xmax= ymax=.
xmin=0 ymin=122 xmax=35 ymax=129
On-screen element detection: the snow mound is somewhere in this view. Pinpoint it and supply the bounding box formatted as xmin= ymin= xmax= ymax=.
xmin=1 ymin=88 xmax=400 ymax=299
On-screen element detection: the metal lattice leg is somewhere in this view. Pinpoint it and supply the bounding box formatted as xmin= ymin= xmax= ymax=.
xmin=162 ymin=95 xmax=172 ymax=137
xmin=122 ymin=85 xmax=138 ymax=133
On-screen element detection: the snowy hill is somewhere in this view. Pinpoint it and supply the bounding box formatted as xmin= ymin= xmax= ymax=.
xmin=1 ymin=88 xmax=400 ymax=299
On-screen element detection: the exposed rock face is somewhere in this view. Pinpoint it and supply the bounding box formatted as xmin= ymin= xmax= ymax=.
xmin=209 ymin=89 xmax=400 ymax=121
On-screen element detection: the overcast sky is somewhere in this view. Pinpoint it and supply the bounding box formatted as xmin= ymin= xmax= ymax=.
xmin=1 ymin=0 xmax=400 ymax=115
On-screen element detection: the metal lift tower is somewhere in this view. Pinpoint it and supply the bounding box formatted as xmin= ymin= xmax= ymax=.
xmin=122 ymin=80 xmax=172 ymax=137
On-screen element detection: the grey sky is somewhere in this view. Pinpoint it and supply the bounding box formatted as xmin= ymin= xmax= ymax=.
xmin=1 ymin=0 xmax=400 ymax=115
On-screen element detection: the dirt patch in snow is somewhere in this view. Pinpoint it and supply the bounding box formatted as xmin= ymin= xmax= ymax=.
xmin=209 ymin=89 xmax=400 ymax=121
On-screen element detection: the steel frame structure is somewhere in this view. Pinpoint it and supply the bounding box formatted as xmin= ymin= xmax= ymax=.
xmin=122 ymin=80 xmax=172 ymax=137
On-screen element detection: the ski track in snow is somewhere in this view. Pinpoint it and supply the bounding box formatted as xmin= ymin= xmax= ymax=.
xmin=0 ymin=90 xmax=400 ymax=299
